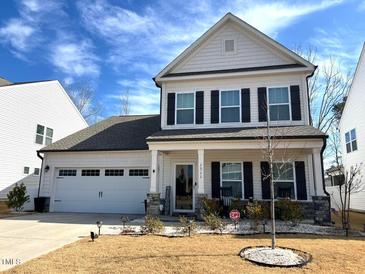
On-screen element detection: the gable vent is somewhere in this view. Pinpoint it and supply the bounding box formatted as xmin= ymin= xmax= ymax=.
xmin=224 ymin=39 xmax=235 ymax=53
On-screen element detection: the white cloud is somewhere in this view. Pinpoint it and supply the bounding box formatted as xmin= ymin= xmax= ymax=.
xmin=0 ymin=19 xmax=36 ymax=52
xmin=50 ymin=39 xmax=100 ymax=77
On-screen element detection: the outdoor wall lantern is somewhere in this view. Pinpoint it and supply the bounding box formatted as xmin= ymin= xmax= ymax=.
xmin=96 ymin=221 xmax=103 ymax=235
xmin=45 ymin=165 xmax=50 ymax=172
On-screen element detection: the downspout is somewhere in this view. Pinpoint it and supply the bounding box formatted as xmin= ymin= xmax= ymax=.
xmin=153 ymin=77 xmax=162 ymax=131
xmin=306 ymin=66 xmax=317 ymax=126
xmin=320 ymin=136 xmax=330 ymax=196
xmin=36 ymin=151 xmax=44 ymax=198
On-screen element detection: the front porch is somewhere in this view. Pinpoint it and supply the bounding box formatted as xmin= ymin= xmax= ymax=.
xmin=146 ymin=138 xmax=330 ymax=223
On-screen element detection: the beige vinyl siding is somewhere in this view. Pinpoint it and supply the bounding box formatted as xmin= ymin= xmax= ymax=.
xmin=161 ymin=72 xmax=309 ymax=129
xmin=171 ymin=22 xmax=293 ymax=74
xmin=159 ymin=149 xmax=312 ymax=202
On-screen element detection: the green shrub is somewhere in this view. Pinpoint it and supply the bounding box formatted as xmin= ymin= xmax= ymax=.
xmin=246 ymin=201 xmax=266 ymax=229
xmin=6 ymin=183 xmax=29 ymax=212
xmin=179 ymin=216 xmax=197 ymax=235
xmin=203 ymin=213 xmax=226 ymax=234
xmin=276 ymin=199 xmax=303 ymax=226
xmin=141 ymin=216 xmax=164 ymax=234
xmin=201 ymin=197 xmax=221 ymax=216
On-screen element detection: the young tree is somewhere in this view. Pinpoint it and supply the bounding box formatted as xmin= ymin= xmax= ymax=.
xmin=6 ymin=183 xmax=30 ymax=212
xmin=65 ymin=83 xmax=102 ymax=123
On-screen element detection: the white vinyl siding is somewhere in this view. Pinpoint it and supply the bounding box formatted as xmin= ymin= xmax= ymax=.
xmin=171 ymin=22 xmax=293 ymax=74
xmin=0 ymin=81 xmax=87 ymax=203
xmin=161 ymin=73 xmax=307 ymax=129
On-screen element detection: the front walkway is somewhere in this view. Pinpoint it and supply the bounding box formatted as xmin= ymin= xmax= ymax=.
xmin=0 ymin=213 xmax=141 ymax=271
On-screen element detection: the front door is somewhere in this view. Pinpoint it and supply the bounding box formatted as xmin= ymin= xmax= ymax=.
xmin=175 ymin=164 xmax=194 ymax=212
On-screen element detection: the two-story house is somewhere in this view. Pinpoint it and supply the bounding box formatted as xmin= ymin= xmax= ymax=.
xmin=0 ymin=80 xmax=88 ymax=210
xmin=37 ymin=13 xmax=329 ymax=222
xmin=337 ymin=43 xmax=365 ymax=212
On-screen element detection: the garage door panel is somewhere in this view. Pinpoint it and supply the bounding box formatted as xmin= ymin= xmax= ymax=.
xmin=53 ymin=167 xmax=149 ymax=214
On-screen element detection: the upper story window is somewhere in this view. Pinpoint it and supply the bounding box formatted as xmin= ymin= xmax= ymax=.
xmin=35 ymin=124 xmax=54 ymax=145
xmin=23 ymin=166 xmax=30 ymax=175
xmin=176 ymin=93 xmax=194 ymax=124
xmin=345 ymin=129 xmax=357 ymax=153
xmin=273 ymin=162 xmax=295 ymax=199
xmin=223 ymin=39 xmax=235 ymax=54
xmin=221 ymin=162 xmax=242 ymax=198
xmin=34 ymin=168 xmax=40 ymax=176
xmin=268 ymin=87 xmax=290 ymax=121
xmin=221 ymin=90 xmax=240 ymax=123
xmin=35 ymin=124 xmax=45 ymax=144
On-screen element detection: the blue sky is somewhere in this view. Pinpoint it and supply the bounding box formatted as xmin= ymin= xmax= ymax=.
xmin=0 ymin=0 xmax=364 ymax=120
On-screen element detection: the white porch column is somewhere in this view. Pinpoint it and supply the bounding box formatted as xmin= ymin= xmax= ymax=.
xmin=197 ymin=149 xmax=205 ymax=194
xmin=312 ymin=148 xmax=325 ymax=196
xmin=150 ymin=150 xmax=158 ymax=193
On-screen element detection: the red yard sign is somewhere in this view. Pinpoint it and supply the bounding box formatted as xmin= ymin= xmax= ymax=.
xmin=229 ymin=209 xmax=240 ymax=222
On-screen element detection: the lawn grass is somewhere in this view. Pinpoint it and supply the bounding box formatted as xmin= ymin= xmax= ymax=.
xmin=331 ymin=211 xmax=365 ymax=231
xmin=6 ymin=234 xmax=365 ymax=274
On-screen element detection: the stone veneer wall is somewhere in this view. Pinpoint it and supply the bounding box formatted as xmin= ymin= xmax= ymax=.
xmin=146 ymin=193 xmax=160 ymax=216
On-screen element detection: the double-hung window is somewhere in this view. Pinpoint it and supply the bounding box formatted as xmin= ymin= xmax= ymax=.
xmin=268 ymin=87 xmax=290 ymax=121
xmin=45 ymin=128 xmax=53 ymax=145
xmin=345 ymin=129 xmax=357 ymax=153
xmin=176 ymin=93 xmax=194 ymax=124
xmin=273 ymin=162 xmax=295 ymax=199
xmin=221 ymin=90 xmax=240 ymax=122
xmin=221 ymin=162 xmax=242 ymax=198
xmin=35 ymin=124 xmax=45 ymax=144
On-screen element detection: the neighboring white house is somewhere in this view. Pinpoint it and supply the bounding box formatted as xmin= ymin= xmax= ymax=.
xmin=0 ymin=80 xmax=88 ymax=210
xmin=333 ymin=43 xmax=365 ymax=212
xmin=37 ymin=13 xmax=329 ymax=222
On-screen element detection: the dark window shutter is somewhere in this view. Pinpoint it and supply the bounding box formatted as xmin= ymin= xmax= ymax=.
xmin=167 ymin=93 xmax=175 ymax=125
xmin=261 ymin=161 xmax=270 ymax=199
xmin=295 ymin=161 xmax=307 ymax=200
xmin=241 ymin=88 xmax=250 ymax=123
xmin=243 ymin=162 xmax=253 ymax=199
xmin=195 ymin=91 xmax=204 ymax=124
xmin=258 ymin=87 xmax=267 ymax=122
xmin=211 ymin=90 xmax=219 ymax=123
xmin=290 ymin=85 xmax=301 ymax=121
xmin=211 ymin=162 xmax=220 ymax=198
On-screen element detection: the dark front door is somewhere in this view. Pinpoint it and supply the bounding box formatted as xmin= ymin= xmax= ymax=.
xmin=175 ymin=164 xmax=194 ymax=211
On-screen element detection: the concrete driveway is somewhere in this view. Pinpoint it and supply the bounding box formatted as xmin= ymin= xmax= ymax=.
xmin=0 ymin=213 xmax=142 ymax=271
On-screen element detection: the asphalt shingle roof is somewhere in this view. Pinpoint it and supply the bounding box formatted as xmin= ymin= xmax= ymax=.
xmin=40 ymin=115 xmax=160 ymax=152
xmin=147 ymin=125 xmax=326 ymax=141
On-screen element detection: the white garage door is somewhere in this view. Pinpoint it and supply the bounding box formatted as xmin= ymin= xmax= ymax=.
xmin=53 ymin=168 xmax=150 ymax=214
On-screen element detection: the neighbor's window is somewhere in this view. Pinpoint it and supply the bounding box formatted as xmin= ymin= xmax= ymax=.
xmin=272 ymin=162 xmax=295 ymax=199
xmin=224 ymin=39 xmax=235 ymax=53
xmin=176 ymin=93 xmax=194 ymax=124
xmin=268 ymin=87 xmax=290 ymax=121
xmin=23 ymin=166 xmax=30 ymax=174
xmin=221 ymin=163 xmax=242 ymax=198
xmin=35 ymin=124 xmax=45 ymax=144
xmin=105 ymin=169 xmax=124 ymax=176
xmin=81 ymin=169 xmax=100 ymax=176
xmin=34 ymin=168 xmax=40 ymax=176
xmin=45 ymin=128 xmax=53 ymax=145
xmin=59 ymin=169 xmax=77 ymax=176
xmin=221 ymin=90 xmax=240 ymax=122
xmin=129 ymin=169 xmax=149 ymax=176
xmin=345 ymin=129 xmax=357 ymax=153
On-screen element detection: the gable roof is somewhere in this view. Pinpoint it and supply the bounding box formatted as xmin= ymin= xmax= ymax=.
xmin=154 ymin=12 xmax=314 ymax=84
xmin=39 ymin=115 xmax=161 ymax=152
xmin=339 ymin=42 xmax=365 ymax=128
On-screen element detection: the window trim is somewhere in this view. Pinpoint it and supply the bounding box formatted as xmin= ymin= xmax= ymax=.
xmin=81 ymin=169 xmax=100 ymax=176
xmin=272 ymin=161 xmax=297 ymax=200
xmin=35 ymin=124 xmax=45 ymax=145
xmin=219 ymin=89 xmax=241 ymax=123
xmin=345 ymin=128 xmax=357 ymax=153
xmin=58 ymin=169 xmax=77 ymax=177
xmin=33 ymin=168 xmax=40 ymax=176
xmin=23 ymin=166 xmax=30 ymax=175
xmin=220 ymin=161 xmax=244 ymax=199
xmin=175 ymin=91 xmax=196 ymax=125
xmin=105 ymin=169 xmax=124 ymax=176
xmin=129 ymin=169 xmax=149 ymax=177
xmin=267 ymin=86 xmax=292 ymax=122
xmin=45 ymin=127 xmax=53 ymax=145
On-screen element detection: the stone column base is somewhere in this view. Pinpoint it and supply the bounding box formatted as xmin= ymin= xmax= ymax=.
xmin=195 ymin=194 xmax=208 ymax=220
xmin=313 ymin=196 xmax=331 ymax=225
xmin=146 ymin=193 xmax=160 ymax=216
